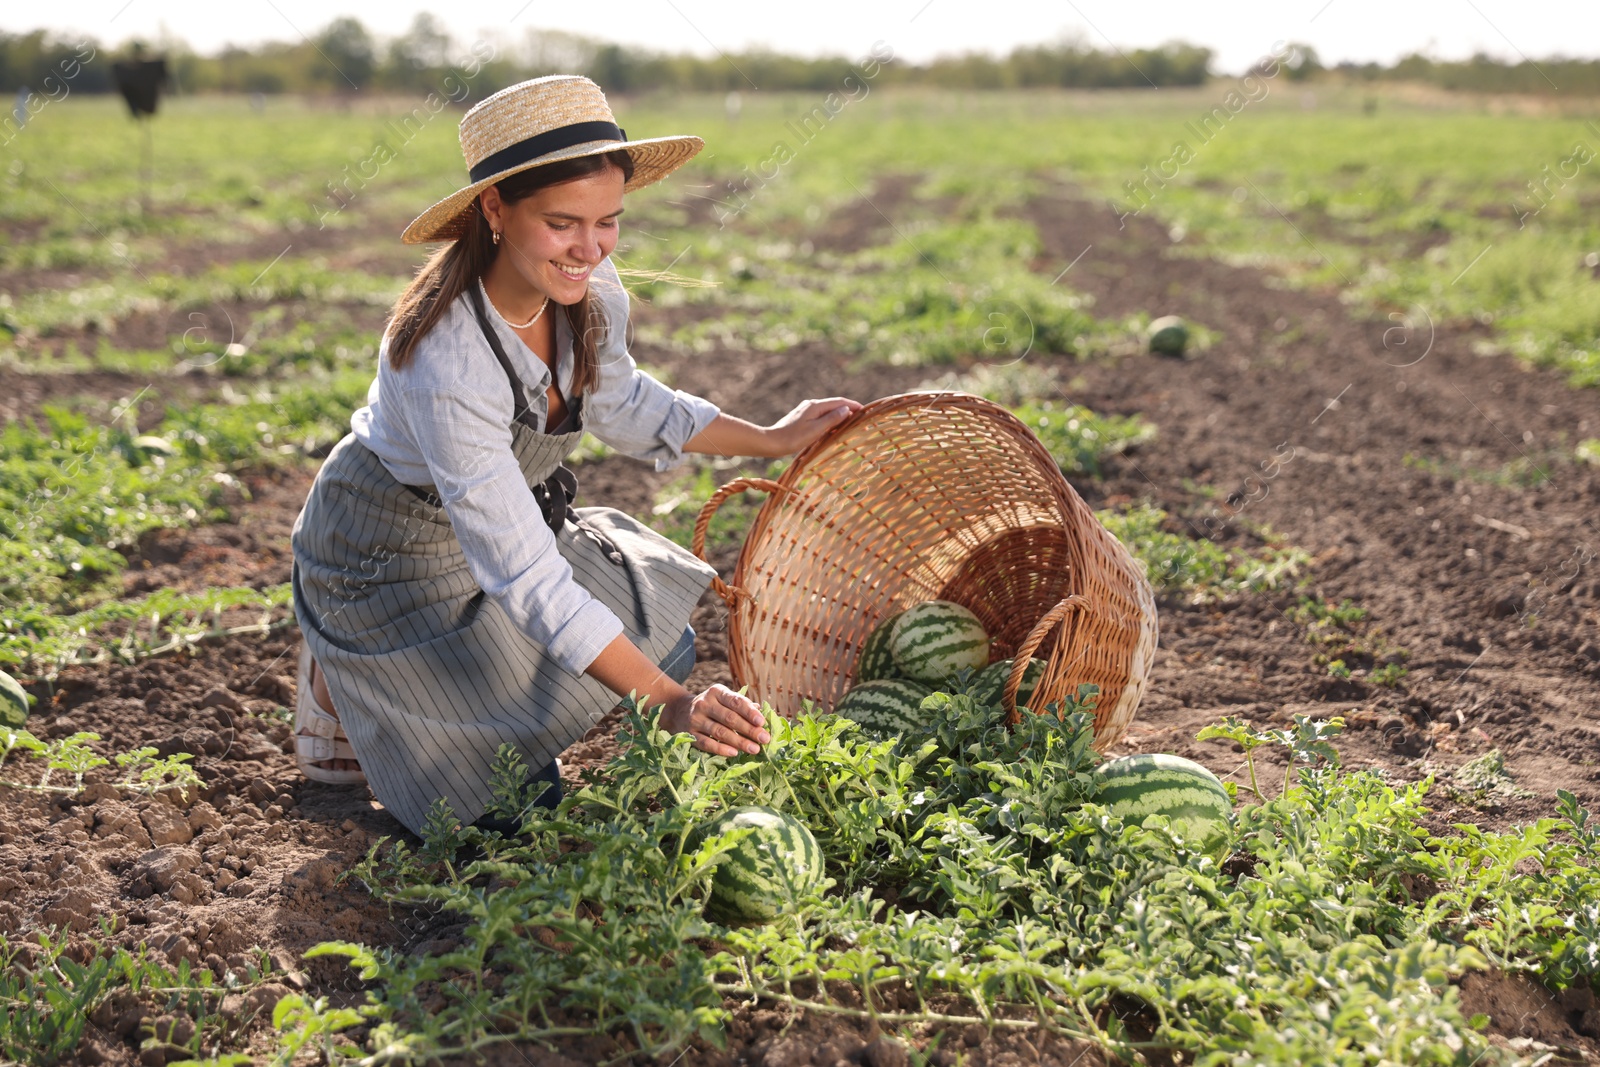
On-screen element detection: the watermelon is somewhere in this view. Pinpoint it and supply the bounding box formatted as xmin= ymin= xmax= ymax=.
xmin=972 ymin=657 xmax=1046 ymax=709
xmin=699 ymin=806 xmax=824 ymax=924
xmin=119 ymin=435 xmax=177 ymax=466
xmin=0 ymin=669 xmax=30 ymax=729
xmin=834 ymin=678 xmax=935 ymax=738
xmin=132 ymin=435 xmax=177 ymax=457
xmin=854 ymin=611 xmax=904 ymax=683
xmin=890 ymin=600 xmax=989 ymax=685
xmin=1148 ymin=315 xmax=1189 ymax=357
xmin=1095 ymin=753 xmax=1234 ymax=856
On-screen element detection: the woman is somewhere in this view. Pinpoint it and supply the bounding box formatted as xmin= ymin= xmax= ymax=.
xmin=290 ymin=75 xmax=860 ymax=835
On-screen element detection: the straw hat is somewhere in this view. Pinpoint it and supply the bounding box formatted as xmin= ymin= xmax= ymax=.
xmin=401 ymin=75 xmax=703 ymax=244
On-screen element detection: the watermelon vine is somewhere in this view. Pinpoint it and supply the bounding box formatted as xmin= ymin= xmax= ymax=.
xmin=290 ymin=691 xmax=1600 ymax=1066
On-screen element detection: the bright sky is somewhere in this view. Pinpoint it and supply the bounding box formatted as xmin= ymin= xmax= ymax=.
xmin=23 ymin=1 xmax=1600 ymax=74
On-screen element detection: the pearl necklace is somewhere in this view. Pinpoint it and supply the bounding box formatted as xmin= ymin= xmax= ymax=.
xmin=478 ymin=277 xmax=549 ymax=330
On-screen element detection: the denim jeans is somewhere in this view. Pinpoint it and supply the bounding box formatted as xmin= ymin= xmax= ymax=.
xmin=471 ymin=625 xmax=696 ymax=833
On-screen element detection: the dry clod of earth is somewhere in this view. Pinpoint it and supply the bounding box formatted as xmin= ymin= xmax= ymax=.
xmin=862 ymin=1035 xmax=912 ymax=1067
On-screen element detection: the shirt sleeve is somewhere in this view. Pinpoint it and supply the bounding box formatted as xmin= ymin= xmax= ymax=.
xmin=580 ymin=259 xmax=721 ymax=471
xmin=398 ymin=380 xmax=624 ymax=676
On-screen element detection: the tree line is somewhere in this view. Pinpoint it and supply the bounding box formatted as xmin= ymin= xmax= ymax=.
xmin=0 ymin=16 xmax=1595 ymax=99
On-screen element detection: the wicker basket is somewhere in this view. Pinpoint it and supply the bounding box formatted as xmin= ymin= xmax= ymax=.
xmin=691 ymin=391 xmax=1158 ymax=749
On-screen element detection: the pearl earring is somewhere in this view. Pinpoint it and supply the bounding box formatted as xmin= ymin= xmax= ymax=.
xmin=492 ymin=229 xmax=501 ymax=245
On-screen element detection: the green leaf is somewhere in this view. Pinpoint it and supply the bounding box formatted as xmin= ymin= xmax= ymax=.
xmin=483 ymin=742 xmax=531 ymax=824
xmin=419 ymin=797 xmax=462 ymax=865
xmin=302 ymin=941 xmax=381 ymax=981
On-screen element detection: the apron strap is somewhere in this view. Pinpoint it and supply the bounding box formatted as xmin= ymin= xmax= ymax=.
xmin=466 ymin=281 xmax=552 ymax=431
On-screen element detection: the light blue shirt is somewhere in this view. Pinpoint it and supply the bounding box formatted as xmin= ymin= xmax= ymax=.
xmin=351 ymin=257 xmax=721 ymax=674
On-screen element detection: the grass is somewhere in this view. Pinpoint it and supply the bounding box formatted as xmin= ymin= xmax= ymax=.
xmin=632 ymin=87 xmax=1600 ymax=385
xmin=643 ymin=460 xmax=787 ymax=552
xmin=0 ymin=582 xmax=294 ymax=679
xmin=0 ymin=372 xmax=367 ymax=613
xmin=1448 ymin=749 xmax=1537 ymax=808
xmin=7 ymin=90 xmax=1599 ymax=384
xmin=1098 ymin=502 xmax=1311 ymax=600
xmin=0 ymin=927 xmax=275 ymax=1067
xmin=0 ymin=727 xmax=204 ymax=799
xmin=655 ymin=214 xmax=1115 ymax=366
xmin=1291 ymin=594 xmax=1411 ymax=685
xmin=1012 ymin=400 xmax=1156 ymax=476
xmin=1 ymin=92 xmax=1589 ymax=628
xmin=1368 ymin=662 xmax=1410 ymax=688
xmin=1 ymin=96 xmax=442 ymax=234
xmin=4 ymin=259 xmax=401 ymax=341
xmin=1401 ymin=449 xmax=1569 ymax=489
xmin=1 ymin=403 xmax=221 ymax=609
xmin=1033 ymin=91 xmax=1600 ymax=386
xmin=925 ymin=362 xmax=1159 ymax=476
xmin=1292 ymin=594 xmax=1368 ymax=629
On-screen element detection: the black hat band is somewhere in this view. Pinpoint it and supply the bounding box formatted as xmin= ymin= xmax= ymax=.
xmin=468 ymin=120 xmax=627 ymax=184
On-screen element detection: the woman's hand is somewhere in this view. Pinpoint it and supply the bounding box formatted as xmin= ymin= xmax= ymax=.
xmin=685 ymin=399 xmax=864 ymax=460
xmin=764 ymin=397 xmax=863 ymax=456
xmin=659 ymin=684 xmax=771 ymax=757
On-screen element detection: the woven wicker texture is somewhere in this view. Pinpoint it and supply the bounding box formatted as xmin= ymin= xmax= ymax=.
xmin=692 ymin=391 xmax=1159 ymax=750
xmin=402 ymin=75 xmax=703 ymax=244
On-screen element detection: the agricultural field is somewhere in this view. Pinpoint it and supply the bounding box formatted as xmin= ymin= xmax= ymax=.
xmin=2 ymin=83 xmax=1599 ymax=1066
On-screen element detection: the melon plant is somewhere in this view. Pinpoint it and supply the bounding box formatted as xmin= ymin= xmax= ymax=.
xmin=0 ymin=670 xmax=30 ymax=729
xmin=971 ymin=657 xmax=1046 ymax=709
xmin=834 ymin=678 xmax=935 ymax=738
xmin=698 ymin=806 xmax=824 ymax=925
xmin=854 ymin=611 xmax=903 ymax=683
xmin=1095 ymin=753 xmax=1234 ymax=857
xmin=889 ymin=600 xmax=989 ymax=685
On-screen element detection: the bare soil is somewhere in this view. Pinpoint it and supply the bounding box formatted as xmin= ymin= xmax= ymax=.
xmin=5 ymin=185 xmax=1600 ymax=1065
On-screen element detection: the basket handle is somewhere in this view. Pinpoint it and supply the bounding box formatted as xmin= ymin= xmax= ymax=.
xmin=1005 ymin=594 xmax=1088 ymax=725
xmin=690 ymin=477 xmax=791 ymax=605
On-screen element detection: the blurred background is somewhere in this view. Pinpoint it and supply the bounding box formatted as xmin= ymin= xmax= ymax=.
xmin=13 ymin=1 xmax=1600 ymax=93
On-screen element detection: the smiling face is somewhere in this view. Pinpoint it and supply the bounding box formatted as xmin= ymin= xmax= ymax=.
xmin=480 ymin=163 xmax=626 ymax=306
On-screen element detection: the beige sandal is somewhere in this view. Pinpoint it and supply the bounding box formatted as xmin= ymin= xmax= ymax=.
xmin=295 ymin=641 xmax=366 ymax=785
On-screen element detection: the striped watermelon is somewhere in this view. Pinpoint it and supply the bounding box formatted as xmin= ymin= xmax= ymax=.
xmin=854 ymin=611 xmax=904 ymax=683
xmin=1095 ymin=753 xmax=1234 ymax=857
xmin=971 ymin=657 xmax=1046 ymax=709
xmin=0 ymin=669 xmax=29 ymax=729
xmin=890 ymin=601 xmax=989 ymax=685
xmin=834 ymin=678 xmax=935 ymax=738
xmin=699 ymin=806 xmax=824 ymax=924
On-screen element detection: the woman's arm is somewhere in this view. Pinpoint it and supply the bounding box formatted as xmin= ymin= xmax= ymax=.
xmin=633 ymin=397 xmax=860 ymax=754
xmin=582 ymin=260 xmax=864 ymax=467
xmin=408 ymin=385 xmax=768 ymax=756
xmin=584 ymin=631 xmax=770 ymax=757
xmin=684 ymin=398 xmax=862 ymax=459
xmin=579 ymin=262 xmax=724 ymax=468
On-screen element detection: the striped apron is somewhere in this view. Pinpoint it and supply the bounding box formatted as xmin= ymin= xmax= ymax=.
xmin=289 ymin=294 xmax=716 ymax=836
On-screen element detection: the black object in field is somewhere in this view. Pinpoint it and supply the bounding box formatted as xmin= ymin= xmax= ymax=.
xmin=113 ymin=58 xmax=168 ymax=118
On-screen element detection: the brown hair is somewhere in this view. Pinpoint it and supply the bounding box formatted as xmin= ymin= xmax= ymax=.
xmin=383 ymin=148 xmax=636 ymax=398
